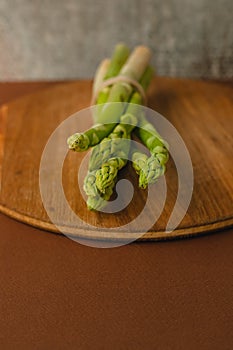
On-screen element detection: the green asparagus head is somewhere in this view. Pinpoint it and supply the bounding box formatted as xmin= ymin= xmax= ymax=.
xmin=95 ymin=158 xmax=126 ymax=194
xmin=83 ymin=171 xmax=99 ymax=197
xmin=132 ymin=151 xmax=148 ymax=175
xmin=87 ymin=185 xmax=114 ymax=211
xmin=67 ymin=133 xmax=90 ymax=152
xmin=151 ymin=148 xmax=169 ymax=165
xmin=87 ymin=195 xmax=107 ymax=211
xmin=132 ymin=151 xmax=166 ymax=189
xmin=139 ymin=157 xmax=166 ymax=189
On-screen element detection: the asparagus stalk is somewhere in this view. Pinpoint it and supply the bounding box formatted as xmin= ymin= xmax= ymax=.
xmin=68 ymin=45 xmax=130 ymax=152
xmin=93 ymin=59 xmax=111 ymax=122
xmin=83 ymin=170 xmax=99 ymax=197
xmin=68 ymin=44 xmax=165 ymax=210
xmin=87 ymin=181 xmax=116 ymax=211
xmin=95 ymin=158 xmax=126 ymax=194
xmin=93 ymin=59 xmax=110 ymax=96
xmin=67 ymin=46 xmax=152 ymax=152
xmin=85 ymin=65 xmax=154 ymax=209
xmin=103 ymin=43 xmax=130 ymax=80
xmin=97 ymin=46 xmax=151 ymax=125
xmin=94 ymin=112 xmax=137 ymax=194
xmin=139 ymin=65 xmax=154 ymax=92
xmin=135 ymin=115 xmax=169 ymax=156
xmin=84 ymin=112 xmax=137 ymax=198
xmin=132 ymin=151 xmax=166 ymax=189
xmin=88 ymin=92 xmax=142 ymax=171
xmin=84 ymin=166 xmax=117 ymax=211
xmin=67 ymin=123 xmax=116 ymax=152
xmin=86 ymin=66 xmax=153 ymax=172
xmin=83 ymin=92 xmax=141 ymax=210
xmin=131 ymin=66 xmax=166 ymax=187
xmin=111 ymin=63 xmax=168 ymax=189
xmin=95 ymin=43 xmax=130 ymax=107
xmin=132 ymin=115 xmax=169 ymax=189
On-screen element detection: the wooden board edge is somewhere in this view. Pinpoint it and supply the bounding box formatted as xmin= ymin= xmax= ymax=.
xmin=0 ymin=204 xmax=232 ymax=242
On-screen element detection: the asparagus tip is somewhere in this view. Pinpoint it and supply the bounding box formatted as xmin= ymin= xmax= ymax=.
xmin=87 ymin=196 xmax=106 ymax=211
xmin=67 ymin=133 xmax=90 ymax=152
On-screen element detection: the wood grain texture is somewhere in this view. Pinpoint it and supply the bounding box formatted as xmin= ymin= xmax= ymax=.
xmin=0 ymin=78 xmax=232 ymax=241
xmin=0 ymin=105 xmax=8 ymax=188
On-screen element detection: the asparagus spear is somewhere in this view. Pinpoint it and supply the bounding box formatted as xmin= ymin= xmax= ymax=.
xmin=87 ymin=66 xmax=153 ymax=171
xmin=84 ymin=166 xmax=117 ymax=211
xmin=132 ymin=116 xmax=169 ymax=189
xmin=85 ymin=66 xmax=154 ymax=209
xmin=88 ymin=92 xmax=142 ymax=171
xmin=85 ymin=90 xmax=142 ymax=197
xmin=95 ymin=158 xmax=126 ymax=194
xmin=84 ymin=112 xmax=137 ymax=198
xmin=108 ymin=62 xmax=168 ymax=189
xmin=67 ymin=123 xmax=117 ymax=152
xmin=97 ymin=46 xmax=151 ymax=125
xmin=68 ymin=44 xmax=130 ymax=152
xmin=95 ymin=43 xmax=130 ymax=108
xmin=132 ymin=151 xmax=166 ymax=189
xmin=103 ymin=43 xmax=130 ymax=80
xmin=83 ymin=90 xmax=142 ymax=209
xmin=93 ymin=59 xmax=110 ymax=96
xmin=87 ymin=181 xmax=116 ymax=211
xmin=83 ymin=170 xmax=99 ymax=197
xmin=67 ymin=46 xmax=152 ymax=152
xmin=94 ymin=112 xmax=137 ymax=194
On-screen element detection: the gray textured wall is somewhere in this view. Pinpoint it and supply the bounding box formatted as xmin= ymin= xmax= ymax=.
xmin=0 ymin=0 xmax=232 ymax=81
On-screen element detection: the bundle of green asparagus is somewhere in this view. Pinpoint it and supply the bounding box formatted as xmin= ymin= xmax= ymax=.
xmin=67 ymin=44 xmax=169 ymax=210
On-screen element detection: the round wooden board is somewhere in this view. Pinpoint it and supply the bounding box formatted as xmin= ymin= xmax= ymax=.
xmin=0 ymin=78 xmax=232 ymax=242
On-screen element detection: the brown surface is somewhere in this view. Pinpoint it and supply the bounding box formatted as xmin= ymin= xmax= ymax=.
xmin=0 ymin=82 xmax=233 ymax=349
xmin=0 ymin=79 xmax=232 ymax=241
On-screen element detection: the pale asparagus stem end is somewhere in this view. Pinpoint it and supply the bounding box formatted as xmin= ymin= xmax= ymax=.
xmin=93 ymin=59 xmax=110 ymax=95
xmin=120 ymin=45 xmax=152 ymax=81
